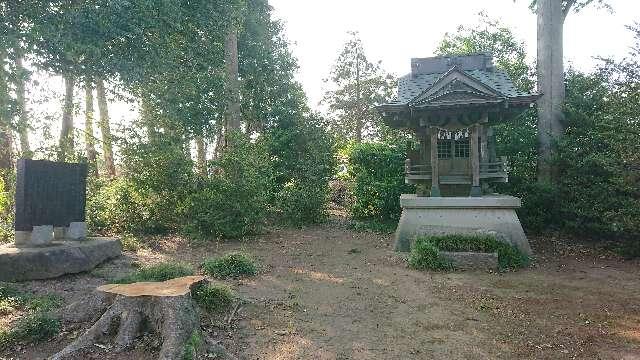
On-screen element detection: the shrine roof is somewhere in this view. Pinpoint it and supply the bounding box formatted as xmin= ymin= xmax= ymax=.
xmin=388 ymin=53 xmax=535 ymax=106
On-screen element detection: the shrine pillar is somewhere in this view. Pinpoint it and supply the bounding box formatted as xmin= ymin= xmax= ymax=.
xmin=429 ymin=127 xmax=441 ymax=197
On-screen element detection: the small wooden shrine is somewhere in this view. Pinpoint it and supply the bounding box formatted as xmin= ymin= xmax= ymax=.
xmin=378 ymin=53 xmax=538 ymax=197
xmin=377 ymin=53 xmax=537 ymax=254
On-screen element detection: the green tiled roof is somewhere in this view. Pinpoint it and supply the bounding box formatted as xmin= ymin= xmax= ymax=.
xmin=394 ymin=68 xmax=530 ymax=105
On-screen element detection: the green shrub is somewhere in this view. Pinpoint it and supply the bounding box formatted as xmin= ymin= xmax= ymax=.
xmin=409 ymin=234 xmax=530 ymax=271
xmin=87 ymin=177 xmax=172 ymax=235
xmin=114 ymin=262 xmax=195 ymax=284
xmin=0 ymin=177 xmax=13 ymax=244
xmin=347 ymin=142 xmax=414 ymax=221
xmin=275 ymin=180 xmax=330 ymax=226
xmin=265 ymin=118 xmax=336 ymax=226
xmin=193 ymin=283 xmax=234 ymax=312
xmin=180 ymin=133 xmax=273 ymax=240
xmin=202 ymin=252 xmax=258 ymax=279
xmin=408 ymin=239 xmax=453 ymax=271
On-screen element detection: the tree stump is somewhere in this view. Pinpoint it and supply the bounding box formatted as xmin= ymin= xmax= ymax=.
xmin=51 ymin=276 xmax=207 ymax=360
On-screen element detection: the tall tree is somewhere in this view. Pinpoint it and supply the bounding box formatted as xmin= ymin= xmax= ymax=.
xmin=0 ymin=46 xmax=13 ymax=181
xmin=437 ymin=12 xmax=534 ymax=92
xmin=532 ymin=0 xmax=610 ymax=182
xmin=14 ymin=48 xmax=31 ymax=158
xmin=84 ymin=80 xmax=97 ymax=175
xmin=96 ymin=78 xmax=115 ymax=177
xmin=436 ymin=13 xmax=538 ymax=190
xmin=322 ymin=32 xmax=394 ymax=143
xmin=58 ymin=73 xmax=75 ymax=161
xmin=225 ymin=28 xmax=242 ymax=133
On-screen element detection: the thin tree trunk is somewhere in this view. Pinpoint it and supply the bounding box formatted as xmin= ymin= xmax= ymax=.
xmin=195 ymin=136 xmax=207 ymax=176
xmin=224 ymin=27 xmax=241 ymax=142
xmin=96 ymin=78 xmax=116 ymax=177
xmin=536 ymin=0 xmax=565 ymax=183
xmin=0 ymin=47 xmax=13 ymax=181
xmin=212 ymin=123 xmax=224 ymax=160
xmin=58 ymin=74 xmax=75 ymax=162
xmin=84 ymin=80 xmax=97 ymax=176
xmin=14 ymin=49 xmax=30 ymax=158
xmin=355 ymin=48 xmax=362 ymax=143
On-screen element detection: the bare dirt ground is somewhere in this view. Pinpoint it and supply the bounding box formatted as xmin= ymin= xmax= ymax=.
xmin=2 ymin=218 xmax=639 ymax=360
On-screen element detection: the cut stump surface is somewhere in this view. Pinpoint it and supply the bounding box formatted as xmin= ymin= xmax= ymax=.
xmin=98 ymin=275 xmax=206 ymax=297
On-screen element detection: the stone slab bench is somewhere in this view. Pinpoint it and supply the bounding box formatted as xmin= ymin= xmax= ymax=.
xmin=0 ymin=237 xmax=122 ymax=282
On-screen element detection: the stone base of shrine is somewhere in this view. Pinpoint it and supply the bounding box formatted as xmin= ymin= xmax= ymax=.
xmin=0 ymin=238 xmax=122 ymax=282
xmin=394 ymin=194 xmax=532 ymax=255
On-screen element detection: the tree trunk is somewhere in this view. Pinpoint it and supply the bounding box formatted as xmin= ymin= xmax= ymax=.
xmin=224 ymin=27 xmax=241 ymax=146
xmin=53 ymin=276 xmax=209 ymax=360
xmin=0 ymin=47 xmax=13 ymax=181
xmin=14 ymin=49 xmax=30 ymax=158
xmin=96 ymin=78 xmax=116 ymax=177
xmin=212 ymin=122 xmax=225 ymax=160
xmin=84 ymin=80 xmax=98 ymax=176
xmin=536 ymin=0 xmax=565 ymax=183
xmin=355 ymin=48 xmax=363 ymax=143
xmin=195 ymin=136 xmax=207 ymax=176
xmin=58 ymin=74 xmax=75 ymax=162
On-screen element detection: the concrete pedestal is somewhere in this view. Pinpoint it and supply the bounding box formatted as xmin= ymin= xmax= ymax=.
xmin=0 ymin=238 xmax=122 ymax=282
xmin=394 ymin=194 xmax=532 ymax=255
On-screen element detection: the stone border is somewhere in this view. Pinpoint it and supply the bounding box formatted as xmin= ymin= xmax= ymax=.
xmin=0 ymin=237 xmax=122 ymax=282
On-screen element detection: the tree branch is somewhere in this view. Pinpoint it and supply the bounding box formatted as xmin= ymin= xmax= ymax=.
xmin=562 ymin=0 xmax=577 ymax=20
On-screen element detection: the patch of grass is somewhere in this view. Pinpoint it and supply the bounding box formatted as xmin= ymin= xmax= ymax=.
xmin=409 ymin=234 xmax=530 ymax=271
xmin=348 ymin=219 xmax=397 ymax=234
xmin=0 ymin=284 xmax=63 ymax=350
xmin=202 ymin=252 xmax=257 ymax=279
xmin=182 ymin=330 xmax=202 ymax=360
xmin=12 ymin=312 xmax=61 ymax=342
xmin=193 ymin=283 xmax=235 ymax=312
xmin=25 ymin=294 xmax=63 ymax=312
xmin=113 ymin=262 xmax=195 ymax=284
xmin=408 ymin=239 xmax=454 ymax=271
xmin=0 ymin=283 xmax=62 ymax=314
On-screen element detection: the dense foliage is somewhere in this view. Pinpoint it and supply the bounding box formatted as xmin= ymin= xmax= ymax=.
xmin=433 ymin=16 xmax=640 ymax=255
xmin=0 ymin=178 xmax=11 ymax=243
xmin=347 ymin=142 xmax=414 ymax=221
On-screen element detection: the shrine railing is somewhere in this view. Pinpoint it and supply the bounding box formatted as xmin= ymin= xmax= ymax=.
xmin=404 ymin=157 xmax=508 ymax=184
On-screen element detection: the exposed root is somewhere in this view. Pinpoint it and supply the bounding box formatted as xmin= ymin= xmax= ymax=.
xmin=51 ymin=276 xmax=207 ymax=360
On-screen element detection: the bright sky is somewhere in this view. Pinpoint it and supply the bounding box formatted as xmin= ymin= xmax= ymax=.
xmin=269 ymin=0 xmax=640 ymax=108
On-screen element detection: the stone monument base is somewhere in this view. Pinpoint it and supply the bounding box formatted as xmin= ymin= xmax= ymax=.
xmin=395 ymin=194 xmax=532 ymax=255
xmin=0 ymin=237 xmax=122 ymax=282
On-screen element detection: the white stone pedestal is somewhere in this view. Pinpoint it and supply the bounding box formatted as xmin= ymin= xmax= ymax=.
xmin=394 ymin=194 xmax=532 ymax=255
